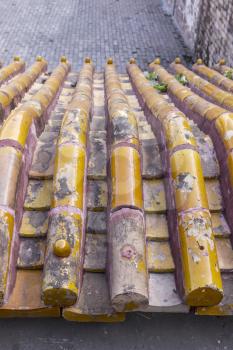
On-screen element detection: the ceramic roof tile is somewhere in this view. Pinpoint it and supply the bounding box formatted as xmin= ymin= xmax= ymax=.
xmin=0 ymin=57 xmax=233 ymax=319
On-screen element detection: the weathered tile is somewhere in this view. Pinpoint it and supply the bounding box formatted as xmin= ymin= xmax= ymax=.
xmin=134 ymin=111 xmax=146 ymax=121
xmin=138 ymin=124 xmax=152 ymax=135
xmin=177 ymin=209 xmax=223 ymax=306
xmin=86 ymin=211 xmax=107 ymax=234
xmin=84 ymin=234 xmax=107 ymax=272
xmin=147 ymin=241 xmax=175 ymax=272
xmin=143 ymin=179 xmax=166 ymax=213
xmin=139 ymin=132 xmax=155 ymax=140
xmin=29 ymin=141 xmax=56 ymax=179
xmin=48 ymin=120 xmax=62 ymax=128
xmin=171 ymin=149 xmax=208 ymax=212
xmin=44 ymin=124 xmax=61 ymax=133
xmin=108 ymin=208 xmax=148 ymax=311
xmin=211 ymin=213 xmax=231 ymax=238
xmin=0 ymin=147 xmax=22 ymax=208
xmin=17 ymin=238 xmax=46 ymax=269
xmin=195 ymin=135 xmax=219 ymax=178
xmin=19 ymin=211 xmax=49 ymax=237
xmin=88 ymin=138 xmax=107 ymax=179
xmin=39 ymin=131 xmax=59 ymax=143
xmin=93 ymin=106 xmax=105 ymax=117
xmin=0 ymin=210 xmax=14 ymax=302
xmin=87 ymin=180 xmax=108 ymax=211
xmin=93 ymin=91 xmax=104 ymax=107
xmin=49 ymin=112 xmax=64 ymax=122
xmin=42 ymin=211 xmax=82 ymax=306
xmin=216 ymin=238 xmax=233 ymax=271
xmin=0 ymin=270 xmax=60 ymax=317
xmin=63 ymin=273 xmax=125 ymax=322
xmin=205 ymin=179 xmax=223 ymax=211
xmin=89 ymin=130 xmax=107 ymax=141
xmin=141 ymin=139 xmax=163 ymax=179
xmin=145 ymin=213 xmax=169 ymax=241
xmin=196 ymin=274 xmax=233 ymax=315
xmin=111 ymin=114 xmax=138 ymax=145
xmin=53 ymin=144 xmax=85 ymax=209
xmin=55 ymin=107 xmax=66 ymax=114
xmin=138 ymin=273 xmax=189 ymax=313
xmin=120 ymin=82 xmax=132 ymax=90
xmin=60 ymin=88 xmax=74 ymax=97
xmin=24 ymin=179 xmax=53 ymax=210
xmin=58 ymin=95 xmax=72 ymax=104
xmin=90 ymin=116 xmax=106 ymax=131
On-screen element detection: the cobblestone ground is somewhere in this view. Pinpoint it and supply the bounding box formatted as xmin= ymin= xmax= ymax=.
xmin=0 ymin=0 xmax=190 ymax=72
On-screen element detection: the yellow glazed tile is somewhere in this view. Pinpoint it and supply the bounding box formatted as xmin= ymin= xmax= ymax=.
xmin=59 ymin=109 xmax=88 ymax=147
xmin=0 ymin=59 xmax=25 ymax=85
xmin=0 ymin=91 xmax=11 ymax=108
xmin=87 ymin=180 xmax=108 ymax=211
xmin=170 ymin=149 xmax=208 ymax=212
xmin=178 ymin=210 xmax=223 ymax=306
xmin=110 ymin=111 xmax=139 ymax=147
xmin=204 ymin=106 xmax=225 ymax=121
xmin=215 ymin=113 xmax=233 ymax=151
xmin=0 ymin=210 xmax=14 ymax=302
xmin=147 ymin=241 xmax=175 ymax=272
xmin=0 ymin=146 xmax=22 ymax=208
xmin=205 ymin=179 xmax=222 ymax=211
xmin=221 ymin=96 xmax=233 ymax=110
xmin=111 ymin=146 xmax=143 ymax=210
xmin=30 ymin=141 xmax=56 ymax=179
xmin=19 ymin=211 xmax=49 ymax=237
xmin=211 ymin=212 xmax=231 ymax=238
xmin=42 ymin=210 xmax=82 ymax=306
xmin=53 ymin=144 xmax=86 ymax=209
xmin=0 ymin=110 xmax=36 ymax=148
xmin=164 ymin=115 xmax=196 ymax=150
xmin=216 ymin=238 xmax=233 ymax=271
xmin=84 ymin=234 xmax=107 ymax=272
xmin=17 ymin=238 xmax=46 ymax=269
xmin=145 ymin=213 xmax=169 ymax=241
xmin=143 ymin=179 xmax=166 ymax=213
xmin=24 ymin=179 xmax=53 ymax=210
xmin=196 ymin=274 xmax=233 ymax=316
xmin=227 ymin=150 xmax=233 ymax=188
xmin=0 ymin=270 xmax=60 ymax=317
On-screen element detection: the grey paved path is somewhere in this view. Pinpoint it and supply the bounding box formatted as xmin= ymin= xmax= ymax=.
xmin=0 ymin=314 xmax=232 ymax=350
xmin=0 ymin=0 xmax=190 ymax=71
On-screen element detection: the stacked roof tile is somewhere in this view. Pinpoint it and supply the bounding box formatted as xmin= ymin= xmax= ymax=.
xmin=0 ymin=55 xmax=233 ymax=320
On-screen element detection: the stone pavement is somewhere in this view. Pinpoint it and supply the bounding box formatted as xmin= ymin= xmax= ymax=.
xmin=0 ymin=0 xmax=190 ymax=71
xmin=0 ymin=314 xmax=232 ymax=350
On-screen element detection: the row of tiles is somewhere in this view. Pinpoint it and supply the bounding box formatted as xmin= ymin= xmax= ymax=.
xmin=0 ymin=58 xmax=233 ymax=320
xmin=15 ymin=63 xmax=233 ymax=318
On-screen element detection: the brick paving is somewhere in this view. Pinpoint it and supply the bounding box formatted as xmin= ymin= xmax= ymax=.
xmin=0 ymin=0 xmax=190 ymax=72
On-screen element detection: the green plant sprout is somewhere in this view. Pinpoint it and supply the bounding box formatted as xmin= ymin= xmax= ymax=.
xmin=224 ymin=69 xmax=233 ymax=80
xmin=175 ymin=73 xmax=188 ymax=85
xmin=146 ymin=71 xmax=158 ymax=81
xmin=145 ymin=71 xmax=167 ymax=92
xmin=154 ymin=83 xmax=167 ymax=92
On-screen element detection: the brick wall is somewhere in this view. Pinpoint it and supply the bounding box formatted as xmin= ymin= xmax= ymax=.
xmin=162 ymin=0 xmax=233 ymax=66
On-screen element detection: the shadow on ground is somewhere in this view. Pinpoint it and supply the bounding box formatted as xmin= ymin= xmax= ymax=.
xmin=0 ymin=313 xmax=232 ymax=350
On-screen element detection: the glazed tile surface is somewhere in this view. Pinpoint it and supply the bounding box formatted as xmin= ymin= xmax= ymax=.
xmin=1 ymin=56 xmax=233 ymax=320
